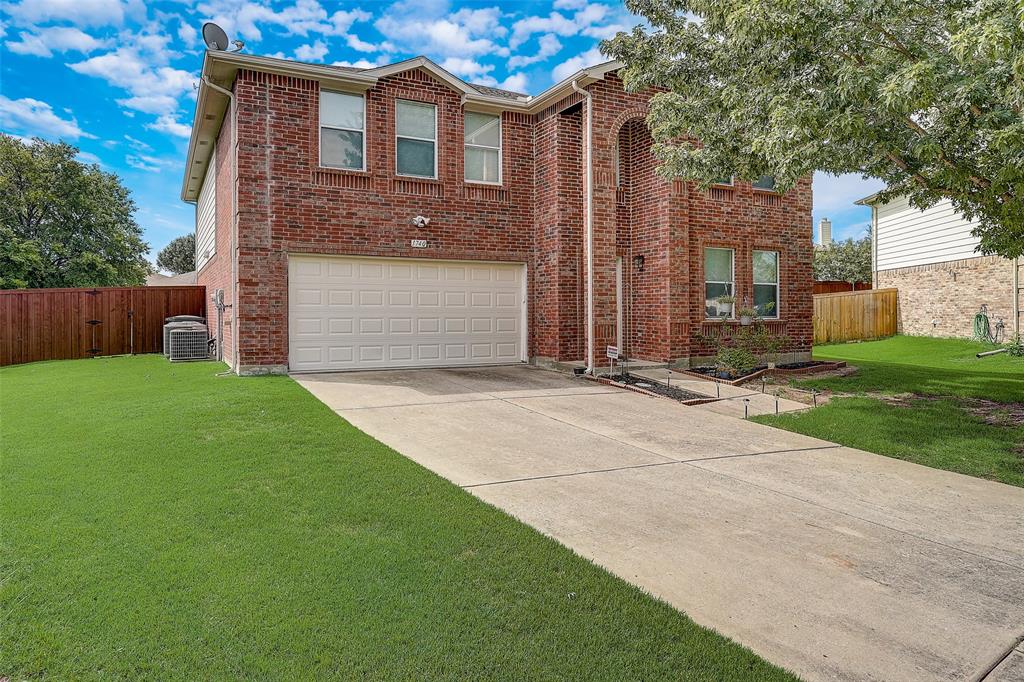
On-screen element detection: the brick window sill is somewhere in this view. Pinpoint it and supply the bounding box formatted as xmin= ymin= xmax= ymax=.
xmin=700 ymin=319 xmax=788 ymax=337
xmin=312 ymin=168 xmax=371 ymax=190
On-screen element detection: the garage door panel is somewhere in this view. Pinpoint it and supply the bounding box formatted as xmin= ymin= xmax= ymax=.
xmin=290 ymin=255 xmax=524 ymax=371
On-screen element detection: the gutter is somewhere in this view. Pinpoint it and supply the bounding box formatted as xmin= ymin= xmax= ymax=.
xmin=202 ymin=74 xmax=239 ymax=370
xmin=571 ymin=79 xmax=595 ymax=374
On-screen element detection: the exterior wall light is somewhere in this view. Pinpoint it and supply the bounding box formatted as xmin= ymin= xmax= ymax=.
xmin=633 ymin=254 xmax=645 ymax=271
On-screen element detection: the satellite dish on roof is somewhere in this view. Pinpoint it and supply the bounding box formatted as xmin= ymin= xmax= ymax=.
xmin=202 ymin=22 xmax=230 ymax=51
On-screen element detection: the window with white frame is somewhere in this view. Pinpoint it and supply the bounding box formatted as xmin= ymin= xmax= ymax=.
xmin=396 ymin=100 xmax=437 ymax=178
xmin=752 ymin=175 xmax=776 ymax=191
xmin=320 ymin=91 xmax=364 ymax=170
xmin=704 ymin=247 xmax=735 ymax=318
xmin=753 ymin=250 xmax=779 ymax=317
xmin=464 ymin=112 xmax=500 ymax=183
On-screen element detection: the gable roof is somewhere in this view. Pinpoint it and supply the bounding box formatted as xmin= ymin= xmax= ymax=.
xmin=181 ymin=51 xmax=622 ymax=201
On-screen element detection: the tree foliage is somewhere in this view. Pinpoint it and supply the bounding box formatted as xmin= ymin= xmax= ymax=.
xmin=604 ymin=0 xmax=1024 ymax=258
xmin=157 ymin=233 xmax=196 ymax=275
xmin=0 ymin=135 xmax=149 ymax=289
xmin=814 ymin=237 xmax=873 ymax=284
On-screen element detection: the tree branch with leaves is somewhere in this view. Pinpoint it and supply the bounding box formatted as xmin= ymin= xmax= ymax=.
xmin=603 ymin=0 xmax=1024 ymax=258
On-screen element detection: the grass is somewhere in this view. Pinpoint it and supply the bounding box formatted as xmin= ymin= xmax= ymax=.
xmin=755 ymin=336 xmax=1024 ymax=487
xmin=796 ymin=335 xmax=1023 ymax=402
xmin=0 ymin=356 xmax=794 ymax=681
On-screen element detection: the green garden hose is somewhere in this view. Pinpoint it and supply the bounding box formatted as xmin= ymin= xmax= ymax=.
xmin=973 ymin=309 xmax=992 ymax=342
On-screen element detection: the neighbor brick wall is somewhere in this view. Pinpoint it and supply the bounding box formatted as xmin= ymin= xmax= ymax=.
xmin=877 ymin=255 xmax=1016 ymax=339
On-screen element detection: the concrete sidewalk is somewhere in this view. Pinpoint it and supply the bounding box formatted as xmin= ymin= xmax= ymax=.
xmin=295 ymin=365 xmax=1024 ymax=682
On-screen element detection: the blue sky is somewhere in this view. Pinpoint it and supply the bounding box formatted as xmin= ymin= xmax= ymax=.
xmin=0 ymin=0 xmax=881 ymax=268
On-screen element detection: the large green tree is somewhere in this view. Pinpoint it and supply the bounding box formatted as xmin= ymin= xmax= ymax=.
xmin=0 ymin=135 xmax=150 ymax=289
xmin=604 ymin=0 xmax=1024 ymax=258
xmin=156 ymin=233 xmax=195 ymax=275
xmin=814 ymin=237 xmax=873 ymax=284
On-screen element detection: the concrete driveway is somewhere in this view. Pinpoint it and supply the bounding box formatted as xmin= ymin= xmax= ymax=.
xmin=295 ymin=365 xmax=1024 ymax=682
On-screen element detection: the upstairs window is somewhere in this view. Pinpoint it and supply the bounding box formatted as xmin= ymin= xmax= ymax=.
xmin=752 ymin=175 xmax=776 ymax=191
xmin=753 ymin=250 xmax=780 ymax=317
xmin=320 ymin=91 xmax=364 ymax=170
xmin=464 ymin=112 xmax=501 ymax=183
xmin=704 ymin=247 xmax=735 ymax=318
xmin=396 ymin=100 xmax=437 ymax=178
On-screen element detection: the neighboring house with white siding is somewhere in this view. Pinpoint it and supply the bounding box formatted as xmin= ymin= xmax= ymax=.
xmin=857 ymin=193 xmax=1022 ymax=339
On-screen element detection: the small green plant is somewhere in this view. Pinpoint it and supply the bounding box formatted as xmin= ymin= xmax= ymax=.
xmin=1009 ymin=333 xmax=1024 ymax=357
xmin=716 ymin=346 xmax=758 ymax=377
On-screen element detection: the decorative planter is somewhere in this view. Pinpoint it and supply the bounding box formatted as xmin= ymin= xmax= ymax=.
xmin=739 ymin=315 xmax=753 ymax=326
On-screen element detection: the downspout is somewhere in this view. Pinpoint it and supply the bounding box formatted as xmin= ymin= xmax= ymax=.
xmin=1014 ymin=257 xmax=1020 ymax=337
xmin=203 ymin=74 xmax=239 ymax=371
xmin=572 ymin=79 xmax=595 ymax=374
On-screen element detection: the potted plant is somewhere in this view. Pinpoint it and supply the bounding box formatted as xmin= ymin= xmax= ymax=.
xmin=736 ymin=306 xmax=757 ymax=326
xmin=716 ymin=295 xmax=735 ymax=319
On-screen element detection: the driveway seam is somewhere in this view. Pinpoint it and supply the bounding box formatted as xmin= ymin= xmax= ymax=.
xmin=335 ymin=390 xmax=623 ymax=411
xmin=464 ymin=446 xmax=843 ymax=488
xmin=683 ymin=459 xmax=1024 ymax=571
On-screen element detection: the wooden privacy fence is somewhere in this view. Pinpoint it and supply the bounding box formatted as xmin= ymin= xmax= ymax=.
xmin=0 ymin=286 xmax=206 ymax=367
xmin=813 ymin=288 xmax=898 ymax=344
xmin=813 ymin=280 xmax=872 ymax=295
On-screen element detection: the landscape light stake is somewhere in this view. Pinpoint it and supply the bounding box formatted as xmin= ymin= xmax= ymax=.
xmin=743 ymin=398 xmax=750 ymax=419
xmin=716 ymin=382 xmax=721 ymax=398
xmin=812 ymin=389 xmax=818 ymax=407
xmin=761 ymin=376 xmax=766 ymax=393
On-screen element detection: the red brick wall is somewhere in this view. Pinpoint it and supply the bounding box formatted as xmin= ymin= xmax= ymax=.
xmin=219 ymin=66 xmax=812 ymax=371
xmin=230 ymin=67 xmax=538 ymax=370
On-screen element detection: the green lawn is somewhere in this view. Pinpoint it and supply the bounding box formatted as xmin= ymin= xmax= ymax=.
xmin=756 ymin=336 xmax=1024 ymax=487
xmin=0 ymin=356 xmax=794 ymax=681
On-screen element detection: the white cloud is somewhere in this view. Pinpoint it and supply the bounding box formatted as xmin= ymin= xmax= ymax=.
xmin=375 ymin=1 xmax=509 ymax=59
xmin=500 ymin=73 xmax=528 ymax=93
xmin=116 ymin=94 xmax=181 ymax=114
xmin=77 ymin=150 xmax=102 ymax=164
xmin=126 ymin=152 xmax=176 ymax=172
xmin=0 ymin=95 xmax=94 ymax=139
xmin=294 ymin=39 xmax=327 ymax=61
xmin=177 ymin=21 xmax=198 ymax=46
xmin=553 ymin=0 xmax=588 ymax=8
xmin=146 ymin=114 xmax=192 ymax=138
xmin=508 ymin=33 xmax=561 ymax=68
xmin=6 ymin=26 xmax=110 ymax=57
xmin=2 ymin=0 xmax=128 ymax=27
xmin=124 ymin=134 xmax=152 ymax=151
xmin=67 ymin=34 xmax=195 ymax=116
xmin=440 ymin=57 xmax=493 ymax=80
xmin=194 ymin=0 xmax=369 ymax=42
xmin=345 ymin=33 xmax=379 ymax=53
xmin=333 ymin=57 xmax=388 ymax=69
xmin=510 ymin=4 xmax=637 ymax=49
xmin=551 ymin=46 xmax=603 ymax=81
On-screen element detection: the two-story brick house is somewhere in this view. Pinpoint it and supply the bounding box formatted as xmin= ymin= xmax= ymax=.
xmin=182 ymin=51 xmax=813 ymax=374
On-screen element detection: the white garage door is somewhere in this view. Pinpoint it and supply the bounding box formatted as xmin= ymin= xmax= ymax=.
xmin=288 ymin=255 xmax=526 ymax=372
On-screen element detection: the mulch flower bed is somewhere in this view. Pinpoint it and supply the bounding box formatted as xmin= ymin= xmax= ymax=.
xmin=595 ymin=373 xmax=717 ymax=405
xmin=677 ymin=360 xmax=848 ymax=386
